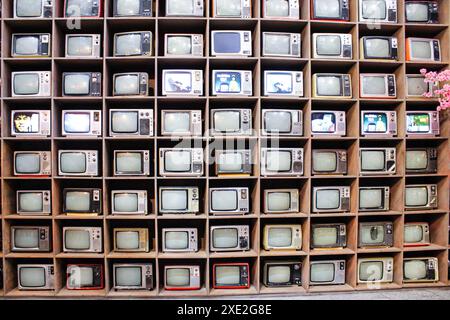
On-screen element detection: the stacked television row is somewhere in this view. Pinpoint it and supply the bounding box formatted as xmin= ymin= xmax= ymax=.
xmin=0 ymin=0 xmax=449 ymax=297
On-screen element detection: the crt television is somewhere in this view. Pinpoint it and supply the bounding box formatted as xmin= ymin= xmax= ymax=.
xmin=359 ymin=0 xmax=397 ymax=23
xmin=359 ymin=147 xmax=396 ymax=175
xmin=14 ymin=151 xmax=51 ymax=176
xmin=406 ymin=111 xmax=439 ymax=136
xmin=360 ymin=36 xmax=398 ymax=60
xmin=11 ymin=110 xmax=51 ymax=137
xmin=212 ymin=263 xmax=250 ymax=289
xmin=312 ymin=33 xmax=352 ymax=59
xmin=66 ymin=264 xmax=104 ymax=290
xmin=158 ymin=187 xmax=200 ymax=214
xmin=360 ymin=73 xmax=396 ymax=98
xmin=212 ymin=0 xmax=251 ymax=18
xmin=405 ymin=1 xmax=439 ymax=23
xmin=264 ymin=71 xmax=303 ymax=97
xmin=14 ymin=0 xmax=53 ymax=18
xmin=16 ymin=190 xmax=51 ymax=215
xmin=12 ymin=71 xmax=51 ymax=97
xmin=360 ymin=111 xmax=397 ymax=137
xmin=263 ymin=189 xmax=299 ymax=214
xmin=111 ymin=190 xmax=148 ymax=215
xmin=359 ymin=186 xmax=390 ymax=211
xmin=405 ymin=184 xmax=438 ymax=210
xmin=210 ymin=225 xmax=250 ymax=252
xmin=17 ymin=264 xmax=54 ymax=290
xmin=261 ymin=109 xmax=302 ymax=136
xmin=262 ymin=32 xmax=301 ymax=58
xmin=311 ymin=149 xmax=347 ymax=175
xmin=63 ymin=72 xmax=101 ymax=96
xmin=161 ymin=110 xmax=202 ymax=136
xmin=311 ymin=0 xmax=350 ymax=21
xmin=209 ymin=187 xmax=250 ymax=215
xmin=357 ymin=257 xmax=394 ymax=284
xmin=63 ymin=227 xmax=102 ymax=253
xmin=11 ymin=226 xmax=51 ymax=252
xmin=260 ymin=148 xmax=303 ymax=176
xmin=406 ymin=38 xmax=441 ymax=61
xmin=215 ymin=150 xmax=251 ymax=176
xmin=210 ymin=108 xmax=252 ymax=136
xmin=404 ymin=223 xmax=430 ymax=247
xmin=11 ymin=33 xmax=50 ymax=57
xmin=159 ymin=148 xmax=204 ymax=177
xmin=113 ymin=0 xmax=152 ymax=16
xmin=164 ymin=265 xmax=201 ymax=290
xmin=113 ymin=72 xmax=149 ymax=96
xmin=263 ymin=224 xmax=302 ymax=251
xmin=114 ymin=31 xmax=152 ymax=56
xmin=61 ymin=110 xmax=101 ymax=136
xmin=162 ymin=228 xmax=198 ymax=253
xmin=312 ymin=73 xmax=352 ymax=98
xmin=164 ymin=34 xmax=203 ymax=56
xmin=212 ymin=70 xmax=252 ymax=96
xmin=63 ymin=188 xmax=101 ymax=216
xmin=113 ymin=264 xmax=153 ymax=291
xmin=211 ymin=31 xmax=252 ymax=57
xmin=405 ymin=148 xmax=437 ymax=174
xmin=263 ymin=261 xmax=302 ymax=287
xmin=109 ymin=109 xmax=154 ymax=137
xmin=403 ymin=257 xmax=438 ymax=283
xmin=65 ymin=34 xmax=101 ymax=58
xmin=165 ymin=0 xmax=203 ymax=16
xmin=58 ymin=150 xmax=98 ymax=176
xmin=311 ymin=111 xmax=346 ymax=136
xmin=312 ymin=186 xmax=350 ymax=213
xmin=311 ymin=223 xmax=347 ymax=249
xmin=358 ymin=221 xmax=394 ymax=248
xmin=113 ymin=150 xmax=151 ymax=176
xmin=263 ymin=0 xmax=299 ymax=18
xmin=113 ymin=228 xmax=149 ymax=252
xmin=64 ymin=0 xmax=102 ymax=17
xmin=309 ymin=260 xmax=346 ymax=285
xmin=162 ymin=69 xmax=203 ymax=96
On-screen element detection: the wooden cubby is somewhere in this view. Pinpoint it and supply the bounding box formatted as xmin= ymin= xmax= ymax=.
xmin=0 ymin=0 xmax=449 ymax=298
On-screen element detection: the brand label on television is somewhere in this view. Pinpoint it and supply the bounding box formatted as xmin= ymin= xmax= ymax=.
xmin=11 ymin=110 xmax=51 ymax=137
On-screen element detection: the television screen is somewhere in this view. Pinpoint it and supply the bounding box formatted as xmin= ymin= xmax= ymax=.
xmin=77 ymin=267 xmax=94 ymax=286
xmin=268 ymin=227 xmax=292 ymax=247
xmin=361 ymin=150 xmax=384 ymax=171
xmin=166 ymin=268 xmax=190 ymax=287
xmin=407 ymin=76 xmax=428 ymax=96
xmin=20 ymin=267 xmax=45 ymax=288
xmin=65 ymin=0 xmax=95 ymax=16
xmin=116 ymin=0 xmax=141 ymax=16
xmin=268 ymin=266 xmax=290 ymax=284
xmin=361 ymin=225 xmax=384 ymax=244
xmin=365 ymin=38 xmax=390 ymax=57
xmin=14 ymin=228 xmax=39 ymax=248
xmin=316 ymin=35 xmax=341 ymax=55
xmin=311 ymin=113 xmax=336 ymax=133
xmin=164 ymin=150 xmax=191 ymax=172
xmin=116 ymin=231 xmax=139 ymax=250
xmin=404 ymin=260 xmax=426 ymax=280
xmin=313 ymin=151 xmax=337 ymax=172
xmin=115 ymin=75 xmax=139 ymax=95
xmin=265 ymin=150 xmax=291 ymax=172
xmin=14 ymin=73 xmax=39 ymax=95
xmin=218 ymin=152 xmax=243 ymax=172
xmin=362 ymin=0 xmax=386 ymax=19
xmin=161 ymin=189 xmax=187 ymax=211
xmin=13 ymin=112 xmax=40 ymax=133
xmin=317 ymin=75 xmax=341 ymax=96
xmin=215 ymin=266 xmax=240 ymax=285
xmin=64 ymin=112 xmax=91 ymax=134
xmin=216 ymin=0 xmax=241 ymax=16
xmin=310 ymin=263 xmax=334 ymax=283
xmin=406 ymin=150 xmax=428 ymax=170
xmin=213 ymin=228 xmax=238 ymax=248
xmin=111 ymin=111 xmax=139 ymax=133
xmin=314 ymin=0 xmax=340 ymax=18
xmin=405 ymin=187 xmax=428 ymax=207
xmin=359 ymin=189 xmax=382 ymax=208
xmin=407 ymin=114 xmax=430 ymax=133
xmin=60 ymin=152 xmax=86 ymax=173
xmin=115 ymin=34 xmax=141 ymax=56
xmin=362 ymin=113 xmax=388 ymax=133
xmin=164 ymin=71 xmax=192 ymax=93
xmin=167 ymin=0 xmax=194 ymax=15
xmin=404 ymin=225 xmax=423 ymax=243
xmin=267 ymin=192 xmax=290 ymax=211
xmin=64 ymin=74 xmax=90 ymax=95
xmin=16 ymin=0 xmax=43 ymax=17
xmin=264 ymin=111 xmax=292 ymax=133
xmin=214 ymin=72 xmax=243 ymax=94
xmin=214 ymin=32 xmax=241 ymax=54
xmin=19 ymin=192 xmax=43 ymax=212
xmin=116 ymin=152 xmax=143 ymax=174
xmin=359 ymin=261 xmax=383 ymax=281
xmin=116 ymin=267 xmax=141 ymax=287
xmin=114 ymin=193 xmax=138 ymax=212
xmin=315 ymin=189 xmax=340 ymax=210
xmin=67 ymin=36 xmax=93 ymax=56
xmin=264 ymin=33 xmax=290 ymax=55
xmin=411 ymin=40 xmax=432 ymax=59
xmin=406 ymin=3 xmax=429 ymax=22
xmin=266 ymin=0 xmax=289 ymax=16
xmin=165 ymin=231 xmax=188 ymax=249
xmin=313 ymin=227 xmax=338 ymax=246
xmin=15 ymin=153 xmax=40 ymax=174
xmin=163 ymin=112 xmax=190 ymax=134
xmin=211 ymin=190 xmax=238 ymax=211
xmin=15 ymin=36 xmax=39 ymax=55
xmin=266 ymin=72 xmax=293 ymax=94
xmin=362 ymin=76 xmax=386 ymax=95
xmin=167 ymin=36 xmax=192 ymax=55
xmin=213 ymin=111 xmax=240 ymax=133
xmin=65 ymin=230 xmax=90 ymax=250
xmin=65 ymin=191 xmax=90 ymax=211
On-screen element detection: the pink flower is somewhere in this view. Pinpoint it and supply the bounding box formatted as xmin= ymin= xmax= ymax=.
xmin=421 ymin=68 xmax=450 ymax=111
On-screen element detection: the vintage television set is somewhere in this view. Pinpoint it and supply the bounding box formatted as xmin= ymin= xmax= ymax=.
xmin=158 ymin=187 xmax=200 ymax=214
xmin=357 ymin=257 xmax=394 ymax=284
xmin=64 ymin=0 xmax=102 ymax=17
xmin=263 ymin=189 xmax=299 ymax=214
xmin=161 ymin=110 xmax=202 ymax=136
xmin=262 ymin=261 xmax=302 ymax=287
xmin=263 ymin=0 xmax=299 ymax=18
xmin=165 ymin=0 xmax=203 ymax=16
xmin=212 ymin=0 xmax=251 ymax=18
xmin=11 ymin=110 xmax=51 ymax=137
xmin=209 ymin=187 xmax=250 ymax=215
xmin=261 ymin=109 xmax=302 ymax=136
xmin=311 ymin=111 xmax=346 ymax=136
xmin=162 ymin=69 xmax=203 ymax=96
xmin=63 ymin=227 xmax=102 ymax=253
xmin=14 ymin=0 xmax=53 ymax=18
xmin=312 ymin=33 xmax=352 ymax=59
xmin=406 ymin=111 xmax=440 ymax=136
xmin=213 ymin=263 xmax=250 ymax=289
xmin=309 ymin=260 xmax=346 ymax=285
xmin=263 ymin=224 xmax=302 ymax=251
xmin=210 ymin=225 xmax=250 ymax=252
xmin=58 ymin=150 xmax=98 ymax=176
xmin=14 ymin=151 xmax=51 ymax=176
xmin=403 ymin=257 xmax=438 ymax=283
xmin=359 ymin=147 xmax=396 ymax=175
xmin=358 ymin=221 xmax=393 ymax=248
xmin=11 ymin=33 xmax=50 ymax=57
xmin=12 ymin=71 xmax=51 ymax=97
xmin=66 ymin=264 xmax=104 ymax=290
xmin=215 ymin=149 xmax=251 ymax=176
xmin=113 ymin=72 xmax=149 ymax=96
xmin=210 ymin=108 xmax=252 ymax=136
xmin=260 ymin=148 xmax=303 ymax=176
xmin=262 ymin=32 xmax=300 ymax=57
xmin=406 ymin=38 xmax=441 ymax=61
xmin=312 ymin=73 xmax=352 ymax=99
xmin=113 ymin=264 xmax=153 ymax=291
xmin=405 ymin=184 xmax=438 ymax=210
xmin=114 ymin=150 xmax=150 ymax=176
xmin=312 ymin=186 xmax=350 ymax=213
xmin=16 ymin=190 xmax=51 ymax=215
xmin=405 ymin=74 xmax=436 ymax=98
xmin=405 ymin=1 xmax=439 ymax=23
xmin=264 ymin=71 xmax=303 ymax=97
xmin=359 ymin=0 xmax=397 ymax=22
xmin=159 ymin=148 xmax=204 ymax=176
xmin=17 ymin=265 xmax=54 ymax=290
xmin=164 ymin=34 xmax=203 ymax=56
xmin=360 ymin=36 xmax=398 ymax=60
xmin=361 ymin=111 xmax=397 ymax=137
xmin=113 ymin=0 xmax=152 ymax=16
xmin=164 ymin=265 xmax=201 ymax=290
xmin=113 ymin=228 xmax=149 ymax=252
xmin=311 ymin=223 xmax=347 ymax=249
xmin=211 ymin=30 xmax=252 ymax=57
xmin=109 ymin=109 xmax=153 ymax=137
xmin=61 ymin=110 xmax=101 ymax=136
xmin=62 ymin=72 xmax=101 ymax=96
xmin=212 ymin=70 xmax=253 ymax=96
xmin=405 ymin=148 xmax=437 ymax=174
xmin=65 ymin=34 xmax=101 ymax=58
xmin=11 ymin=226 xmax=50 ymax=252
xmin=63 ymin=188 xmax=101 ymax=216
xmin=360 ymin=74 xmax=396 ymax=98
xmin=312 ymin=149 xmax=347 ymax=175
xmin=359 ymin=187 xmax=390 ymax=211
xmin=162 ymin=228 xmax=198 ymax=253
xmin=114 ymin=31 xmax=152 ymax=56
xmin=111 ymin=190 xmax=148 ymax=215
xmin=310 ymin=0 xmax=349 ymax=21
xmin=404 ymin=223 xmax=430 ymax=247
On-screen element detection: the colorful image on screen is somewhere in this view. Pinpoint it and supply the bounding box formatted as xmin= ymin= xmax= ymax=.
xmin=407 ymin=114 xmax=430 ymax=133
xmin=311 ymin=113 xmax=336 ymax=133
xmin=363 ymin=113 xmax=388 ymax=133
xmin=14 ymin=112 xmax=40 ymax=133
xmin=214 ymin=72 xmax=242 ymax=93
